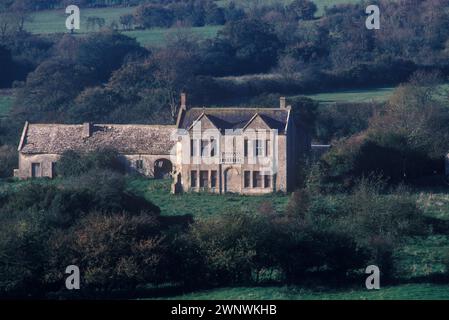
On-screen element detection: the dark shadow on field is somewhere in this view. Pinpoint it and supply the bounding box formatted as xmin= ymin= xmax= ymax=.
xmin=423 ymin=217 xmax=449 ymax=234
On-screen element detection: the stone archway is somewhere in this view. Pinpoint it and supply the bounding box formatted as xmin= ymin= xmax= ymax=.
xmin=224 ymin=167 xmax=240 ymax=193
xmin=154 ymin=158 xmax=173 ymax=179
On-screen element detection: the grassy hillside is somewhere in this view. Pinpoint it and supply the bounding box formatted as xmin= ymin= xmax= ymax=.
xmin=163 ymin=283 xmax=449 ymax=300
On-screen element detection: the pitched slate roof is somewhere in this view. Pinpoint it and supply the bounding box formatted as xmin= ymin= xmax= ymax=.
xmin=19 ymin=123 xmax=176 ymax=155
xmin=178 ymin=108 xmax=290 ymax=133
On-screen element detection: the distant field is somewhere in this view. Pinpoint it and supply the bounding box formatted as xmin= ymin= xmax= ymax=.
xmin=301 ymin=87 xmax=395 ymax=104
xmin=25 ymin=7 xmax=134 ymax=34
xmin=162 ymin=283 xmax=449 ymax=300
xmin=25 ymin=7 xmax=221 ymax=46
xmin=0 ymin=95 xmax=13 ymax=118
xmin=127 ymin=178 xmax=289 ymax=216
xmin=123 ymin=26 xmax=221 ymax=47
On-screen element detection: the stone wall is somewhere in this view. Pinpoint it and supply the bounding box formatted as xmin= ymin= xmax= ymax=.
xmin=18 ymin=153 xmax=175 ymax=179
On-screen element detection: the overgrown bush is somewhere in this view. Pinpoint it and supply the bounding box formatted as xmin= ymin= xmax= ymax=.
xmin=0 ymin=145 xmax=17 ymax=178
xmin=46 ymin=212 xmax=167 ymax=293
xmin=56 ymin=148 xmax=126 ymax=177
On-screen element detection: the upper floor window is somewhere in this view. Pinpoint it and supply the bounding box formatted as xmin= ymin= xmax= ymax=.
xmin=190 ymin=139 xmax=197 ymax=157
xmin=244 ymin=138 xmax=248 ymax=157
xmin=255 ymin=140 xmax=263 ymax=157
xmin=210 ymin=137 xmax=216 ymax=157
xmin=201 ymin=140 xmax=207 ymax=157
xmin=266 ymin=139 xmax=271 ymax=156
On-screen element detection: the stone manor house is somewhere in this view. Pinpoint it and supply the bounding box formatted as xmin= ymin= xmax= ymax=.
xmin=15 ymin=95 xmax=309 ymax=194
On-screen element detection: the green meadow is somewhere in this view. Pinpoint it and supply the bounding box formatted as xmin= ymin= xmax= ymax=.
xmin=164 ymin=283 xmax=449 ymax=300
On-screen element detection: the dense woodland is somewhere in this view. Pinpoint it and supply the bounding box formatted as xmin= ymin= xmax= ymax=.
xmin=2 ymin=0 xmax=449 ymax=298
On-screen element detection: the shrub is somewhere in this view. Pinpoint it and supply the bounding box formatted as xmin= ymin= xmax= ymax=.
xmin=1 ymin=171 xmax=160 ymax=228
xmin=0 ymin=145 xmax=17 ymax=178
xmin=45 ymin=212 xmax=167 ymax=294
xmin=56 ymin=148 xmax=126 ymax=177
xmin=0 ymin=210 xmax=50 ymax=297
xmin=187 ymin=213 xmax=261 ymax=286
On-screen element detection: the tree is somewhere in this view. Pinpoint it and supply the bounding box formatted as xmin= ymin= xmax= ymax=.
xmin=119 ymin=13 xmax=134 ymax=30
xmin=148 ymin=32 xmax=199 ymax=120
xmin=0 ymin=45 xmax=14 ymax=88
xmin=10 ymin=0 xmax=33 ymax=32
xmin=218 ymin=18 xmax=281 ymax=74
xmin=287 ymin=0 xmax=317 ymax=21
xmin=0 ymin=145 xmax=17 ymax=178
xmin=134 ymin=4 xmax=174 ymax=28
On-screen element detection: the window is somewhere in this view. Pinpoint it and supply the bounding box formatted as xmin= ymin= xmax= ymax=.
xmin=255 ymin=140 xmax=263 ymax=156
xmin=190 ymin=139 xmax=197 ymax=157
xmin=51 ymin=162 xmax=56 ymax=178
xmin=136 ymin=159 xmax=143 ymax=170
xmin=244 ymin=138 xmax=248 ymax=157
xmin=211 ymin=170 xmax=217 ymax=188
xmin=191 ymin=170 xmax=197 ymax=187
xmin=264 ymin=174 xmax=271 ymax=188
xmin=253 ymin=171 xmax=262 ymax=188
xmin=266 ymin=139 xmax=270 ymax=156
xmin=244 ymin=171 xmax=251 ymax=188
xmin=210 ymin=137 xmax=216 ymax=157
xmin=31 ymin=163 xmax=41 ymax=178
xmin=200 ymin=170 xmax=208 ymax=188
xmin=201 ymin=140 xmax=207 ymax=157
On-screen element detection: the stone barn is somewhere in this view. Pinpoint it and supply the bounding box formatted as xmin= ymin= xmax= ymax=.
xmin=16 ymin=122 xmax=176 ymax=179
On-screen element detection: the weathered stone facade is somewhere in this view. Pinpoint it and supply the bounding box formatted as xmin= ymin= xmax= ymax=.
xmin=16 ymin=96 xmax=309 ymax=194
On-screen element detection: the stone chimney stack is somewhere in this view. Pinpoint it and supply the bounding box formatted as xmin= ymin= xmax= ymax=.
xmin=181 ymin=92 xmax=187 ymax=110
xmin=83 ymin=122 xmax=92 ymax=138
xmin=280 ymin=96 xmax=286 ymax=109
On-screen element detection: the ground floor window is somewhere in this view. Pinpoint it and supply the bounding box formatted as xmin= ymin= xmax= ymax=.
xmin=253 ymin=171 xmax=262 ymax=188
xmin=244 ymin=171 xmax=251 ymax=188
xmin=211 ymin=170 xmax=217 ymax=188
xmin=264 ymin=174 xmax=271 ymax=188
xmin=191 ymin=170 xmax=198 ymax=187
xmin=136 ymin=159 xmax=143 ymax=170
xmin=200 ymin=170 xmax=209 ymax=188
xmin=31 ymin=163 xmax=41 ymax=178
